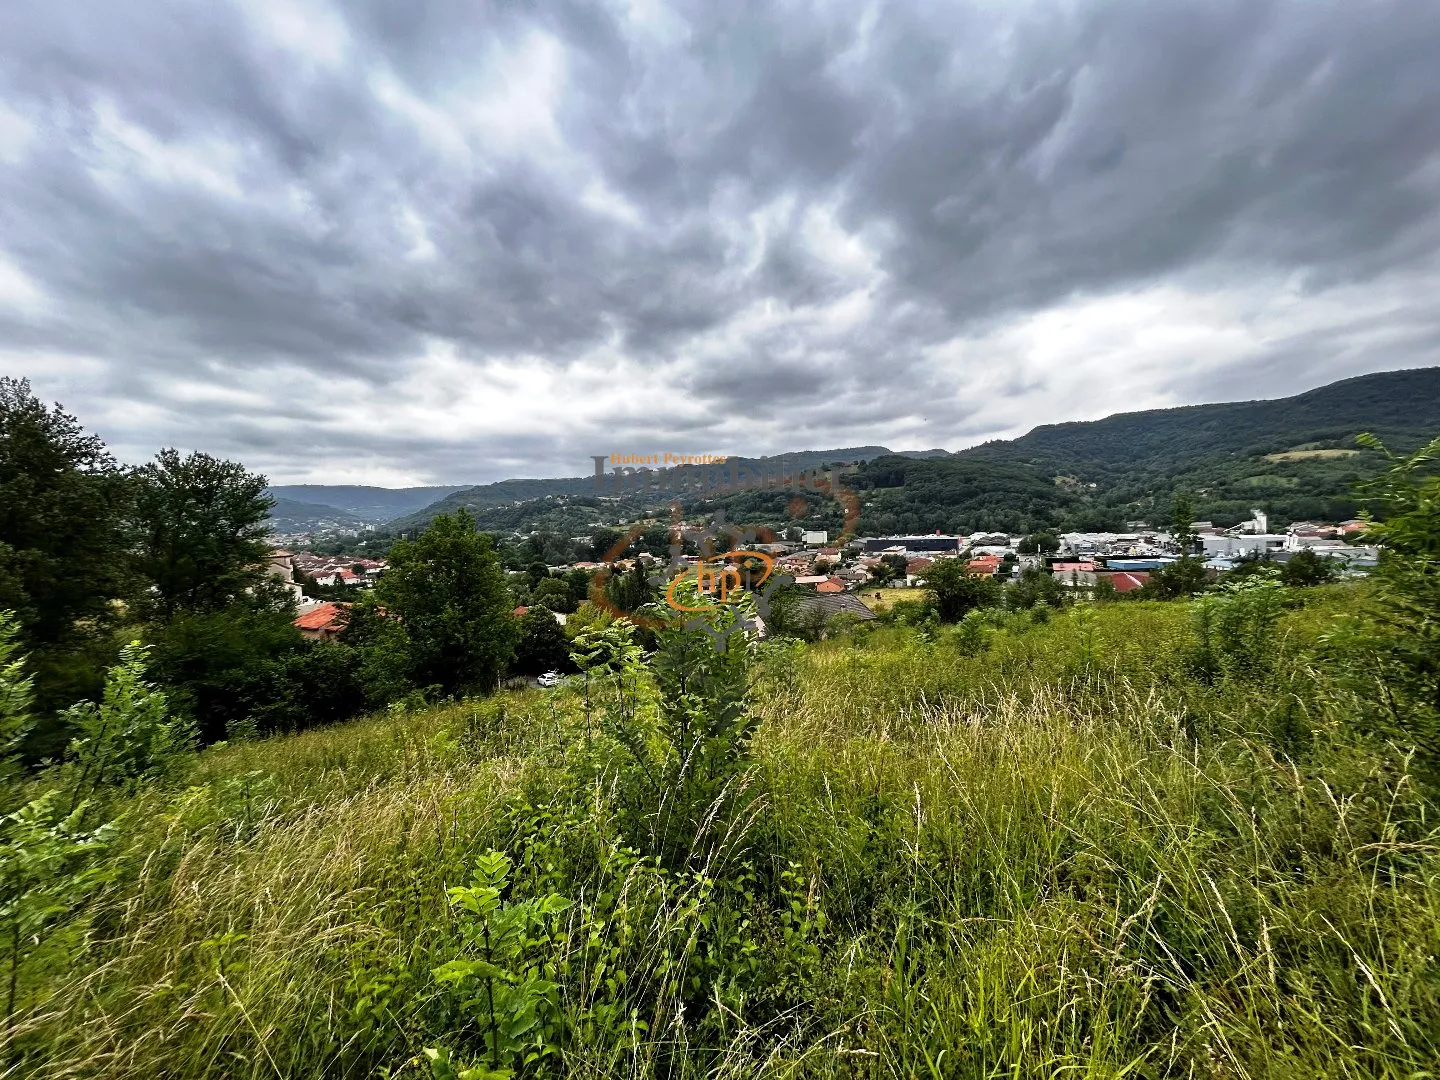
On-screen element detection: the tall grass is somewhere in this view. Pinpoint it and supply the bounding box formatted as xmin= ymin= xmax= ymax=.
xmin=9 ymin=590 xmax=1440 ymax=1078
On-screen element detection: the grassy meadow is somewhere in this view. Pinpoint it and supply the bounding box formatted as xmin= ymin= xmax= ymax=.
xmin=856 ymin=587 xmax=920 ymax=613
xmin=9 ymin=585 xmax=1440 ymax=1079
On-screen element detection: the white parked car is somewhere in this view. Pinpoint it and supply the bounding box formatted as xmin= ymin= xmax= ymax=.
xmin=537 ymin=671 xmax=564 ymax=688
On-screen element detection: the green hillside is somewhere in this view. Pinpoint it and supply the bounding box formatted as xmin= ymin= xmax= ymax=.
xmin=387 ymin=447 xmax=922 ymax=531
xmin=266 ymin=497 xmax=369 ymax=533
xmin=962 ymin=367 xmax=1440 ymax=471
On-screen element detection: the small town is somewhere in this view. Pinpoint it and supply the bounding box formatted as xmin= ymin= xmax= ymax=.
xmin=269 ymin=507 xmax=1382 ymax=644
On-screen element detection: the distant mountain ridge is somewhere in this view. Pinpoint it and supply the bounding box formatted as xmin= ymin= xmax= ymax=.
xmin=266 ymin=485 xmax=468 ymax=525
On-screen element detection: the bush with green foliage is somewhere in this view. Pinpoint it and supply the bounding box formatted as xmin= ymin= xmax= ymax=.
xmin=924 ymin=557 xmax=1003 ymax=621
xmin=59 ymin=642 xmax=194 ymax=807
xmin=427 ymin=850 xmax=571 ymax=1079
xmin=1187 ymin=570 xmax=1293 ymax=682
xmin=1280 ymin=547 xmax=1341 ymax=587
xmin=530 ymin=578 xmax=575 ymax=614
xmin=512 ymin=607 xmax=572 ymax=677
xmin=1006 ymin=565 xmax=1065 ymax=610
xmin=1325 ymin=432 xmax=1440 ymax=783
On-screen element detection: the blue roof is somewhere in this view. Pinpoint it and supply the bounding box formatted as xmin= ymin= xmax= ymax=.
xmin=1104 ymin=558 xmax=1175 ymax=571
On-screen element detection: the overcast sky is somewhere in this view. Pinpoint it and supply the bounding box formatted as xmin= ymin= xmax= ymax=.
xmin=4 ymin=0 xmax=1439 ymax=486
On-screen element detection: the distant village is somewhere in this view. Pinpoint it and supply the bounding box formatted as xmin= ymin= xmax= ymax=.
xmin=268 ymin=508 xmax=1378 ymax=638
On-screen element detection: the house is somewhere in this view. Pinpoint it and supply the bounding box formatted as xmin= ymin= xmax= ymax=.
xmin=793 ymin=575 xmax=830 ymax=588
xmin=966 ymin=554 xmax=1002 ymax=576
xmin=816 ymin=576 xmax=846 ymax=593
xmin=1104 ymin=572 xmax=1149 ymax=594
xmin=294 ymin=602 xmax=349 ymax=641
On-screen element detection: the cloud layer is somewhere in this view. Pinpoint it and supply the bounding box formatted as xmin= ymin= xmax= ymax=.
xmin=3 ymin=0 xmax=1439 ymax=483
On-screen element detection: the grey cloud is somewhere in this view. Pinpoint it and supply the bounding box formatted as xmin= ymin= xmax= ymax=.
xmin=2 ymin=0 xmax=1439 ymax=483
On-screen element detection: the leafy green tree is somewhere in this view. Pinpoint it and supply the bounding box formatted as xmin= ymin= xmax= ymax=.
xmin=512 ymin=607 xmax=572 ymax=676
xmin=142 ymin=594 xmax=304 ymax=743
xmin=605 ymin=562 xmax=652 ymax=613
xmin=130 ymin=449 xmax=273 ymax=619
xmin=588 ymin=529 xmax=623 ymax=560
xmin=374 ymin=511 xmax=519 ymax=697
xmin=878 ymin=553 xmax=909 ymax=583
xmin=563 ymin=568 xmax=593 ymax=609
xmin=1140 ymin=557 xmax=1208 ymax=600
xmin=1170 ymin=491 xmax=1199 ymax=555
xmin=925 ymin=558 xmax=1002 ymax=622
xmin=1028 ymin=532 xmax=1060 ymax=554
xmin=639 ymin=525 xmax=672 ymax=558
xmin=0 ymin=378 xmax=131 ymax=713
xmin=1280 ymin=548 xmax=1339 ymax=587
xmin=868 ymin=561 xmax=897 ymax=585
xmin=1007 ymin=566 xmax=1064 ymax=610
xmin=530 ymin=578 xmax=575 ymax=614
xmin=563 ymin=601 xmax=613 ymax=641
xmin=338 ymin=599 xmax=415 ymax=710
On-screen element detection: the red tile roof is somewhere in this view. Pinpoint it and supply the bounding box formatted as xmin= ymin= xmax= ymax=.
xmin=816 ymin=576 xmax=846 ymax=593
xmin=294 ymin=602 xmax=348 ymax=632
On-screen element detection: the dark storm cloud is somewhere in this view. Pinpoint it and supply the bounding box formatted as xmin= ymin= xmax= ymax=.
xmin=2 ymin=0 xmax=1439 ymax=483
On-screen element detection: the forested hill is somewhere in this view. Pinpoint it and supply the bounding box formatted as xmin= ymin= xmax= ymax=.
xmin=958 ymin=366 xmax=1440 ymax=474
xmin=388 ymin=447 xmax=950 ymax=529
xmin=849 ymin=367 xmax=1440 ymax=535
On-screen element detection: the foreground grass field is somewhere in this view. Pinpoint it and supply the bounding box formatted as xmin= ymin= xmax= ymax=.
xmin=12 ymin=587 xmax=1440 ymax=1078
